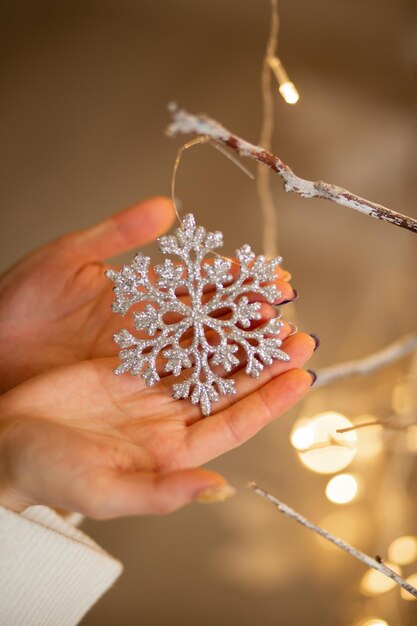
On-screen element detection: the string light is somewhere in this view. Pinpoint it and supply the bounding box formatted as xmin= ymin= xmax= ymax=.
xmin=360 ymin=562 xmax=401 ymax=596
xmin=267 ymin=56 xmax=300 ymax=104
xmin=388 ymin=536 xmax=417 ymax=565
xmin=400 ymin=574 xmax=417 ymax=600
xmin=325 ymin=474 xmax=358 ymax=504
xmin=291 ymin=412 xmax=357 ymax=474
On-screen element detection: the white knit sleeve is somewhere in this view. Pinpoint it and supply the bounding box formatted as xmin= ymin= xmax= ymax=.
xmin=0 ymin=505 xmax=123 ymax=626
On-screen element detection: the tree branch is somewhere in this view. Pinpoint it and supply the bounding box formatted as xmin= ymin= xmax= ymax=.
xmin=166 ymin=103 xmax=417 ymax=235
xmin=247 ymin=482 xmax=417 ymax=599
xmin=315 ymin=333 xmax=417 ymax=388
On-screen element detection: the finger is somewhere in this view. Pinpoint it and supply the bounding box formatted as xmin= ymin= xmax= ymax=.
xmin=84 ymin=468 xmax=234 ymax=519
xmin=64 ymin=196 xmax=175 ymax=261
xmin=185 ymin=367 xmax=313 ymax=465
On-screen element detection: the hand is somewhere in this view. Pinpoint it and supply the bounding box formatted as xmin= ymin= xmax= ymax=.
xmin=0 ymin=197 xmax=295 ymax=392
xmin=0 ymin=330 xmax=315 ymax=518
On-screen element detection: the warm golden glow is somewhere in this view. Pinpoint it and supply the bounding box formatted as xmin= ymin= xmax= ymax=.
xmin=353 ymin=415 xmax=383 ymax=459
xmin=278 ymin=81 xmax=300 ymax=104
xmin=388 ymin=535 xmax=417 ymax=565
xmin=406 ymin=424 xmax=417 ymax=453
xmin=360 ymin=562 xmax=401 ymax=596
xmin=400 ymin=573 xmax=417 ymax=600
xmin=325 ymin=474 xmax=358 ymax=504
xmin=294 ymin=412 xmax=357 ymax=474
xmin=357 ymin=620 xmax=390 ymax=626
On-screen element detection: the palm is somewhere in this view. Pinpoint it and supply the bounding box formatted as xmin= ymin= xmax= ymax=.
xmin=0 ymin=197 xmax=295 ymax=392
xmin=2 ymin=330 xmax=314 ymax=518
xmin=0 ymin=198 xmax=171 ymax=390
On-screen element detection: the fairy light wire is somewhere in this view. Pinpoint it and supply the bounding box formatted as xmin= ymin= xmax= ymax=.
xmin=170 ymin=136 xmax=254 ymax=266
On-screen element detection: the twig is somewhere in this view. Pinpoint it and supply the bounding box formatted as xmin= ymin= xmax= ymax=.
xmin=166 ymin=104 xmax=417 ymax=235
xmin=247 ymin=482 xmax=417 ymax=599
xmin=314 ymin=333 xmax=417 ymax=388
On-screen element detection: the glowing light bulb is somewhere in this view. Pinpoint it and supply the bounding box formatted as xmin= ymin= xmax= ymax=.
xmin=278 ymin=81 xmax=300 ymax=104
xmin=325 ymin=474 xmax=358 ymax=504
xmin=360 ymin=563 xmax=401 ymax=596
xmin=388 ymin=536 xmax=417 ymax=565
xmin=294 ymin=412 xmax=357 ymax=474
xmin=400 ymin=573 xmax=417 ymax=600
xmin=291 ymin=426 xmax=314 ymax=450
xmin=267 ymin=56 xmax=300 ymax=105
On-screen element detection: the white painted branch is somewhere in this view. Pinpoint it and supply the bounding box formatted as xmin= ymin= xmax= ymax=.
xmin=315 ymin=333 xmax=417 ymax=388
xmin=166 ymin=104 xmax=417 ymax=235
xmin=247 ymin=482 xmax=417 ymax=599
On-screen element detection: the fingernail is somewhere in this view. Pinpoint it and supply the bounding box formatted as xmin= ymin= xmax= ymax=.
xmin=194 ymin=484 xmax=237 ymax=504
xmin=280 ymin=288 xmax=298 ymax=305
xmin=309 ymin=333 xmax=320 ymax=351
xmin=307 ymin=369 xmax=317 ymax=386
xmin=281 ymin=270 xmax=292 ymax=282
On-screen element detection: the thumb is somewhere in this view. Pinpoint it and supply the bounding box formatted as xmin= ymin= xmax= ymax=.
xmin=87 ymin=468 xmax=236 ymax=519
xmin=67 ymin=196 xmax=175 ymax=261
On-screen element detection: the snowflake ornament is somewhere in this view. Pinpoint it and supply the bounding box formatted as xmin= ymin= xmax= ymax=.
xmin=106 ymin=214 xmax=290 ymax=416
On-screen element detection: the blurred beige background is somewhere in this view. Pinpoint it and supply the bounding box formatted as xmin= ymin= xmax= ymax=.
xmin=1 ymin=1 xmax=417 ymax=624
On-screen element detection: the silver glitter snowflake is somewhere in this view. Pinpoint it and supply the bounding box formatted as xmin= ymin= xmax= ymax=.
xmin=106 ymin=213 xmax=290 ymax=416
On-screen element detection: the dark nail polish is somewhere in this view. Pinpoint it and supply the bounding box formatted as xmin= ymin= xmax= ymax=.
xmin=309 ymin=333 xmax=320 ymax=352
xmin=307 ymin=369 xmax=317 ymax=386
xmin=280 ymin=288 xmax=298 ymax=305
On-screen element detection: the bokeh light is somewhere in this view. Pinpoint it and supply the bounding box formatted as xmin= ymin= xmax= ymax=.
xmin=291 ymin=425 xmax=314 ymax=450
xmin=291 ymin=412 xmax=357 ymax=474
xmin=360 ymin=563 xmax=401 ymax=596
xmin=388 ymin=535 xmax=417 ymax=565
xmin=357 ymin=620 xmax=390 ymax=626
xmin=400 ymin=573 xmax=417 ymax=600
xmin=325 ymin=474 xmax=358 ymax=504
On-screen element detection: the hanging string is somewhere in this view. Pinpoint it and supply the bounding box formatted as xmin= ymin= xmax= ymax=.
xmin=171 ymin=136 xmax=210 ymax=225
xmin=171 ymin=136 xmax=254 ymax=225
xmin=171 ymin=135 xmax=254 ymax=266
